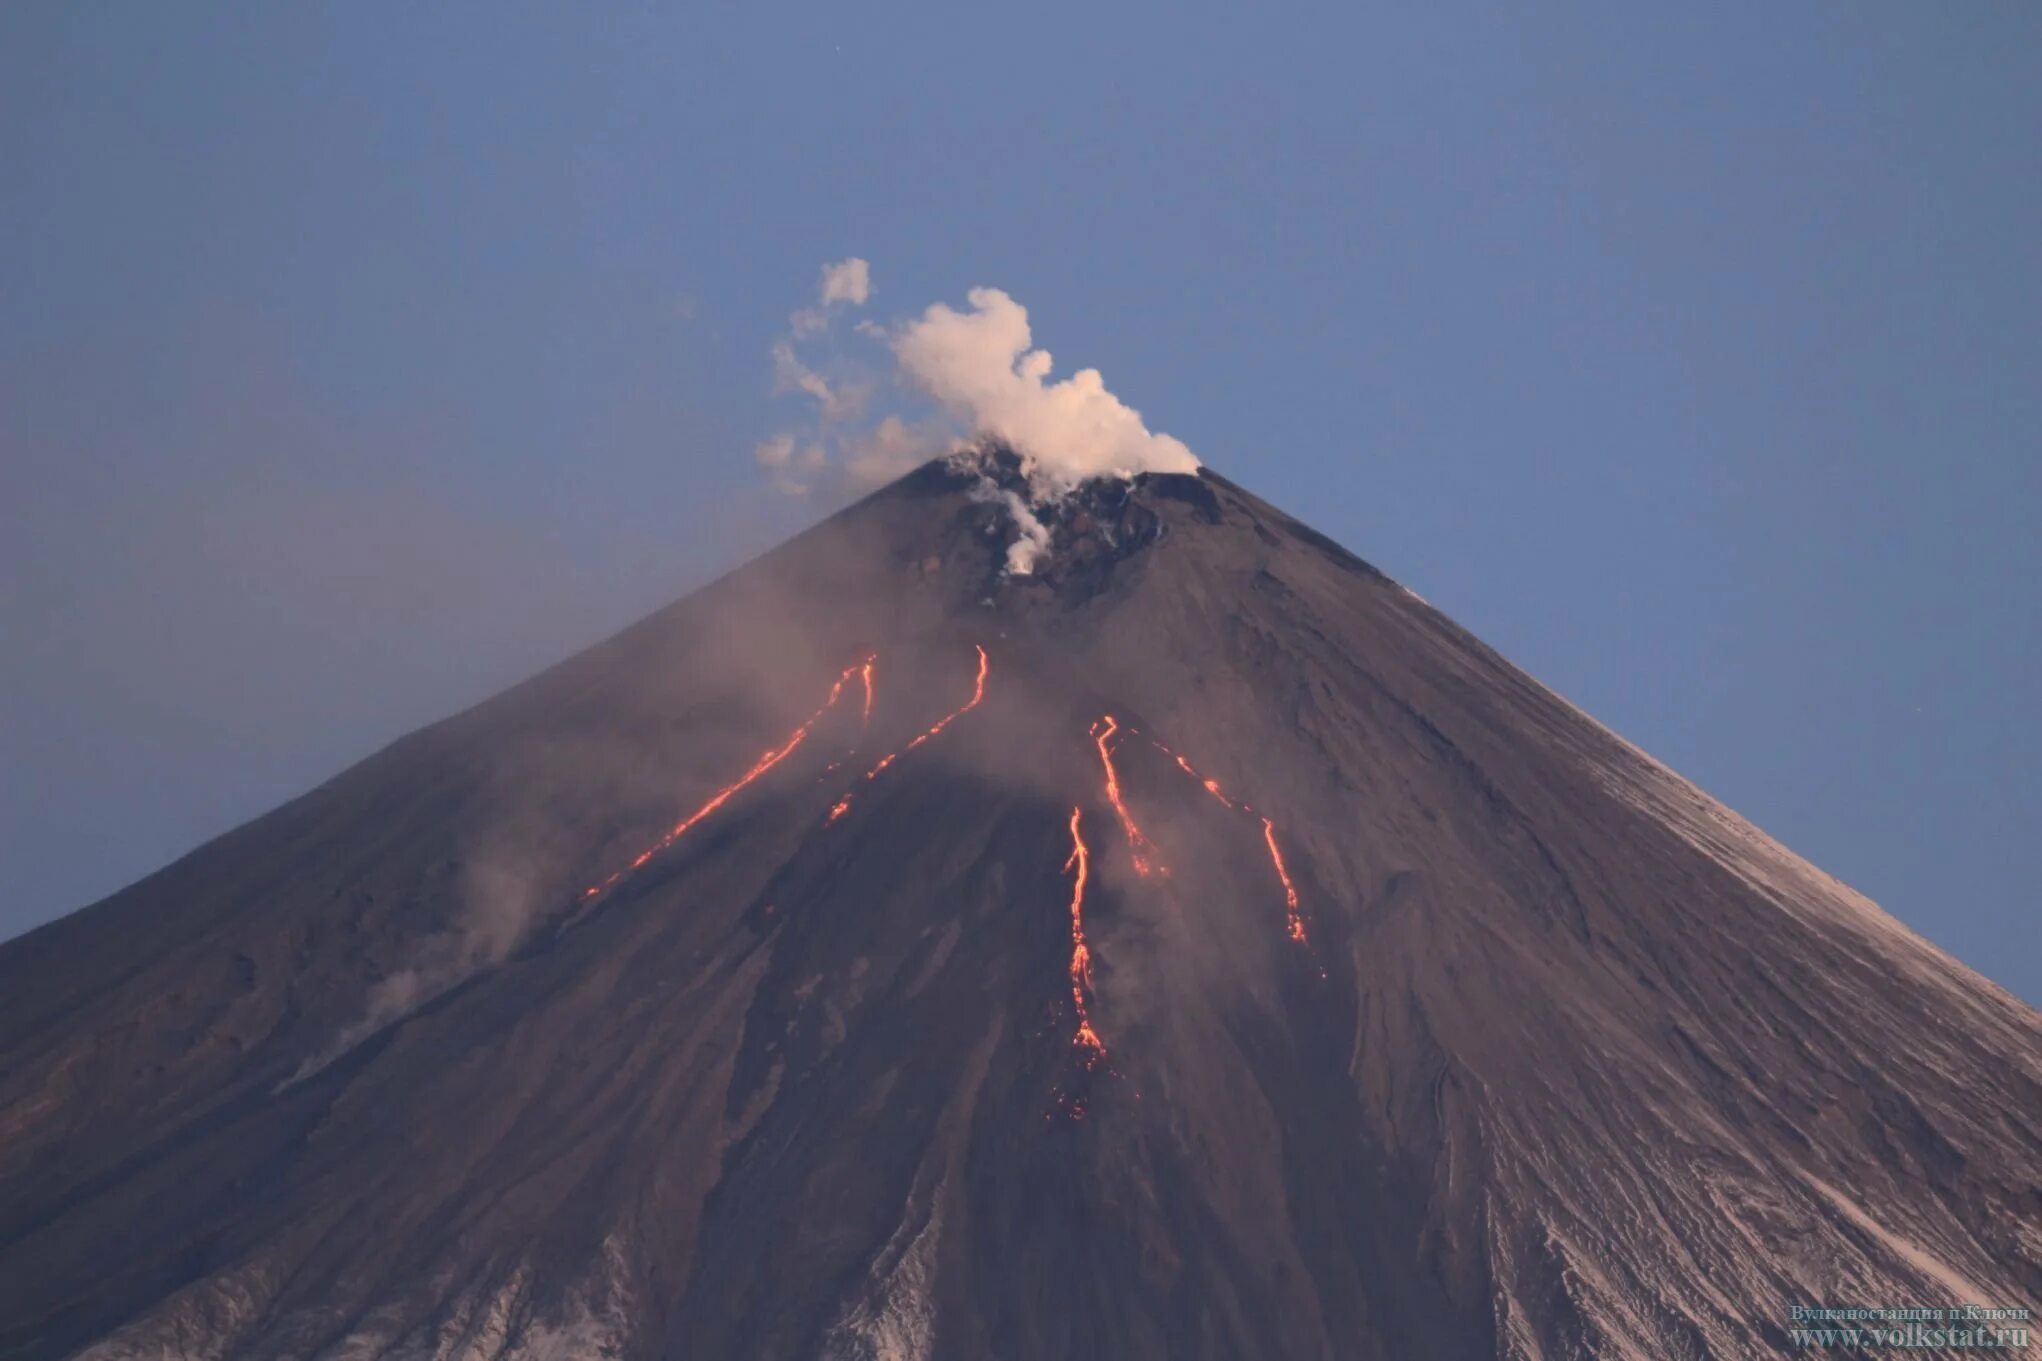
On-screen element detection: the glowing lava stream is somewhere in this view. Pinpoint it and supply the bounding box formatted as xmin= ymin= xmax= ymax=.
xmin=582 ymin=659 xmax=866 ymax=899
xmin=1090 ymin=715 xmax=1165 ymax=875
xmin=1149 ymin=734 xmax=1311 ymax=947
xmin=1065 ymin=806 xmax=1107 ymax=1065
xmin=827 ymin=645 xmax=988 ymax=823
xmin=1147 ymin=737 xmax=1238 ymax=810
xmin=1261 ymin=818 xmax=1307 ymax=943
xmin=859 ymin=657 xmax=876 ymax=724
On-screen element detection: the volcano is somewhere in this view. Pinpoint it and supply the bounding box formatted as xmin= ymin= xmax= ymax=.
xmin=2 ymin=454 xmax=2036 ymax=1360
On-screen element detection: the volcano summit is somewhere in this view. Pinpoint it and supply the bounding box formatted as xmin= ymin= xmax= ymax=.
xmin=2 ymin=454 xmax=2036 ymax=1360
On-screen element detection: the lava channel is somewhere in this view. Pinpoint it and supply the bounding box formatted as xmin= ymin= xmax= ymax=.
xmin=582 ymin=658 xmax=866 ymax=899
xmin=1065 ymin=806 xmax=1107 ymax=1066
xmin=1090 ymin=715 xmax=1165 ymax=875
xmin=1261 ymin=817 xmax=1307 ymax=944
xmin=1147 ymin=737 xmax=1238 ymax=810
xmin=1151 ymin=735 xmax=1312 ymax=947
xmin=827 ymin=644 xmax=988 ymax=823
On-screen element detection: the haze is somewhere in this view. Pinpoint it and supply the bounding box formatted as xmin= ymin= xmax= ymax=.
xmin=2 ymin=4 xmax=2036 ymax=1001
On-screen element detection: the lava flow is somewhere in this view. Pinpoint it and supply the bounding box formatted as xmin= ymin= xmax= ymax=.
xmin=1149 ymin=733 xmax=1312 ymax=947
xmin=1262 ymin=817 xmax=1307 ymax=944
xmin=1147 ymin=737 xmax=1238 ymax=810
xmin=859 ymin=656 xmax=876 ymax=724
xmin=1090 ymin=715 xmax=1165 ymax=875
xmin=1065 ymin=806 xmax=1107 ymax=1065
xmin=582 ymin=659 xmax=866 ymax=899
xmin=827 ymin=644 xmax=988 ymax=823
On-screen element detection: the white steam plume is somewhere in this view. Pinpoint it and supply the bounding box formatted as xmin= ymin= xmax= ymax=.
xmin=969 ymin=479 xmax=1053 ymax=575
xmin=754 ymin=265 xmax=1201 ymax=576
xmin=792 ymin=257 xmax=874 ymax=337
xmin=891 ymin=287 xmax=1198 ymax=494
xmin=764 ymin=257 xmax=884 ymax=495
xmin=819 ymin=257 xmax=872 ymax=307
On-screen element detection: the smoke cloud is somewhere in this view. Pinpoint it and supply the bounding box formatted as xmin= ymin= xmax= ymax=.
xmin=969 ymin=480 xmax=1053 ymax=576
xmin=819 ymin=257 xmax=873 ymax=308
xmin=791 ymin=257 xmax=875 ymax=338
xmin=890 ymin=287 xmax=1198 ymax=494
xmin=281 ymin=572 xmax=901 ymax=1090
xmin=844 ymin=414 xmax=941 ymax=489
xmin=281 ymin=824 xmax=565 ymax=1088
xmin=756 ymin=430 xmax=829 ymax=495
xmin=756 ymin=264 xmax=1199 ymax=508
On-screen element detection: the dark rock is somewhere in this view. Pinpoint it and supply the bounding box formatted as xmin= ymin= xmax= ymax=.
xmin=1 ymin=458 xmax=2035 ymax=1361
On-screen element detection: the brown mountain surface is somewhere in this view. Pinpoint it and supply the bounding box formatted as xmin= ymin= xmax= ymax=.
xmin=2 ymin=454 xmax=2035 ymax=1360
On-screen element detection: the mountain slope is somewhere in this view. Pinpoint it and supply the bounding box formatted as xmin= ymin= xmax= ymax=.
xmin=2 ymin=456 xmax=2036 ymax=1361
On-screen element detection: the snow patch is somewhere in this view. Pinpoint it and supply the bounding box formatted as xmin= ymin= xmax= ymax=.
xmin=1802 ymin=1175 xmax=1993 ymax=1306
xmin=822 ymin=1186 xmax=946 ymax=1361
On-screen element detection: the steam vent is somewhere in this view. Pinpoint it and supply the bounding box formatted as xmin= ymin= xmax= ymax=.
xmin=3 ymin=454 xmax=2037 ymax=1360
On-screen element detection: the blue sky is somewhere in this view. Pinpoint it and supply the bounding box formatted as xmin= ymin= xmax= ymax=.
xmin=3 ymin=3 xmax=2036 ymax=999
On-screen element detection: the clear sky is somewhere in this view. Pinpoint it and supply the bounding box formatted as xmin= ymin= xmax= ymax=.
xmin=3 ymin=4 xmax=2036 ymax=1000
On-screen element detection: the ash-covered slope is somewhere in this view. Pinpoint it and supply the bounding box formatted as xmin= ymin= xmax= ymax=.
xmin=1 ymin=454 xmax=2036 ymax=1361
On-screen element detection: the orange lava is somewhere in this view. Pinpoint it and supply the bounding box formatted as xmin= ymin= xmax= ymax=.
xmin=859 ymin=657 xmax=876 ymax=723
xmin=1150 ymin=735 xmax=1310 ymax=947
xmin=581 ymin=660 xmax=863 ymax=899
xmin=1065 ymin=806 xmax=1107 ymax=1064
xmin=897 ymin=644 xmax=988 ymax=756
xmin=1091 ymin=715 xmax=1164 ymax=875
xmin=1261 ymin=817 xmax=1307 ymax=944
xmin=829 ymin=645 xmax=989 ymax=823
xmin=1149 ymin=738 xmax=1237 ymax=810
